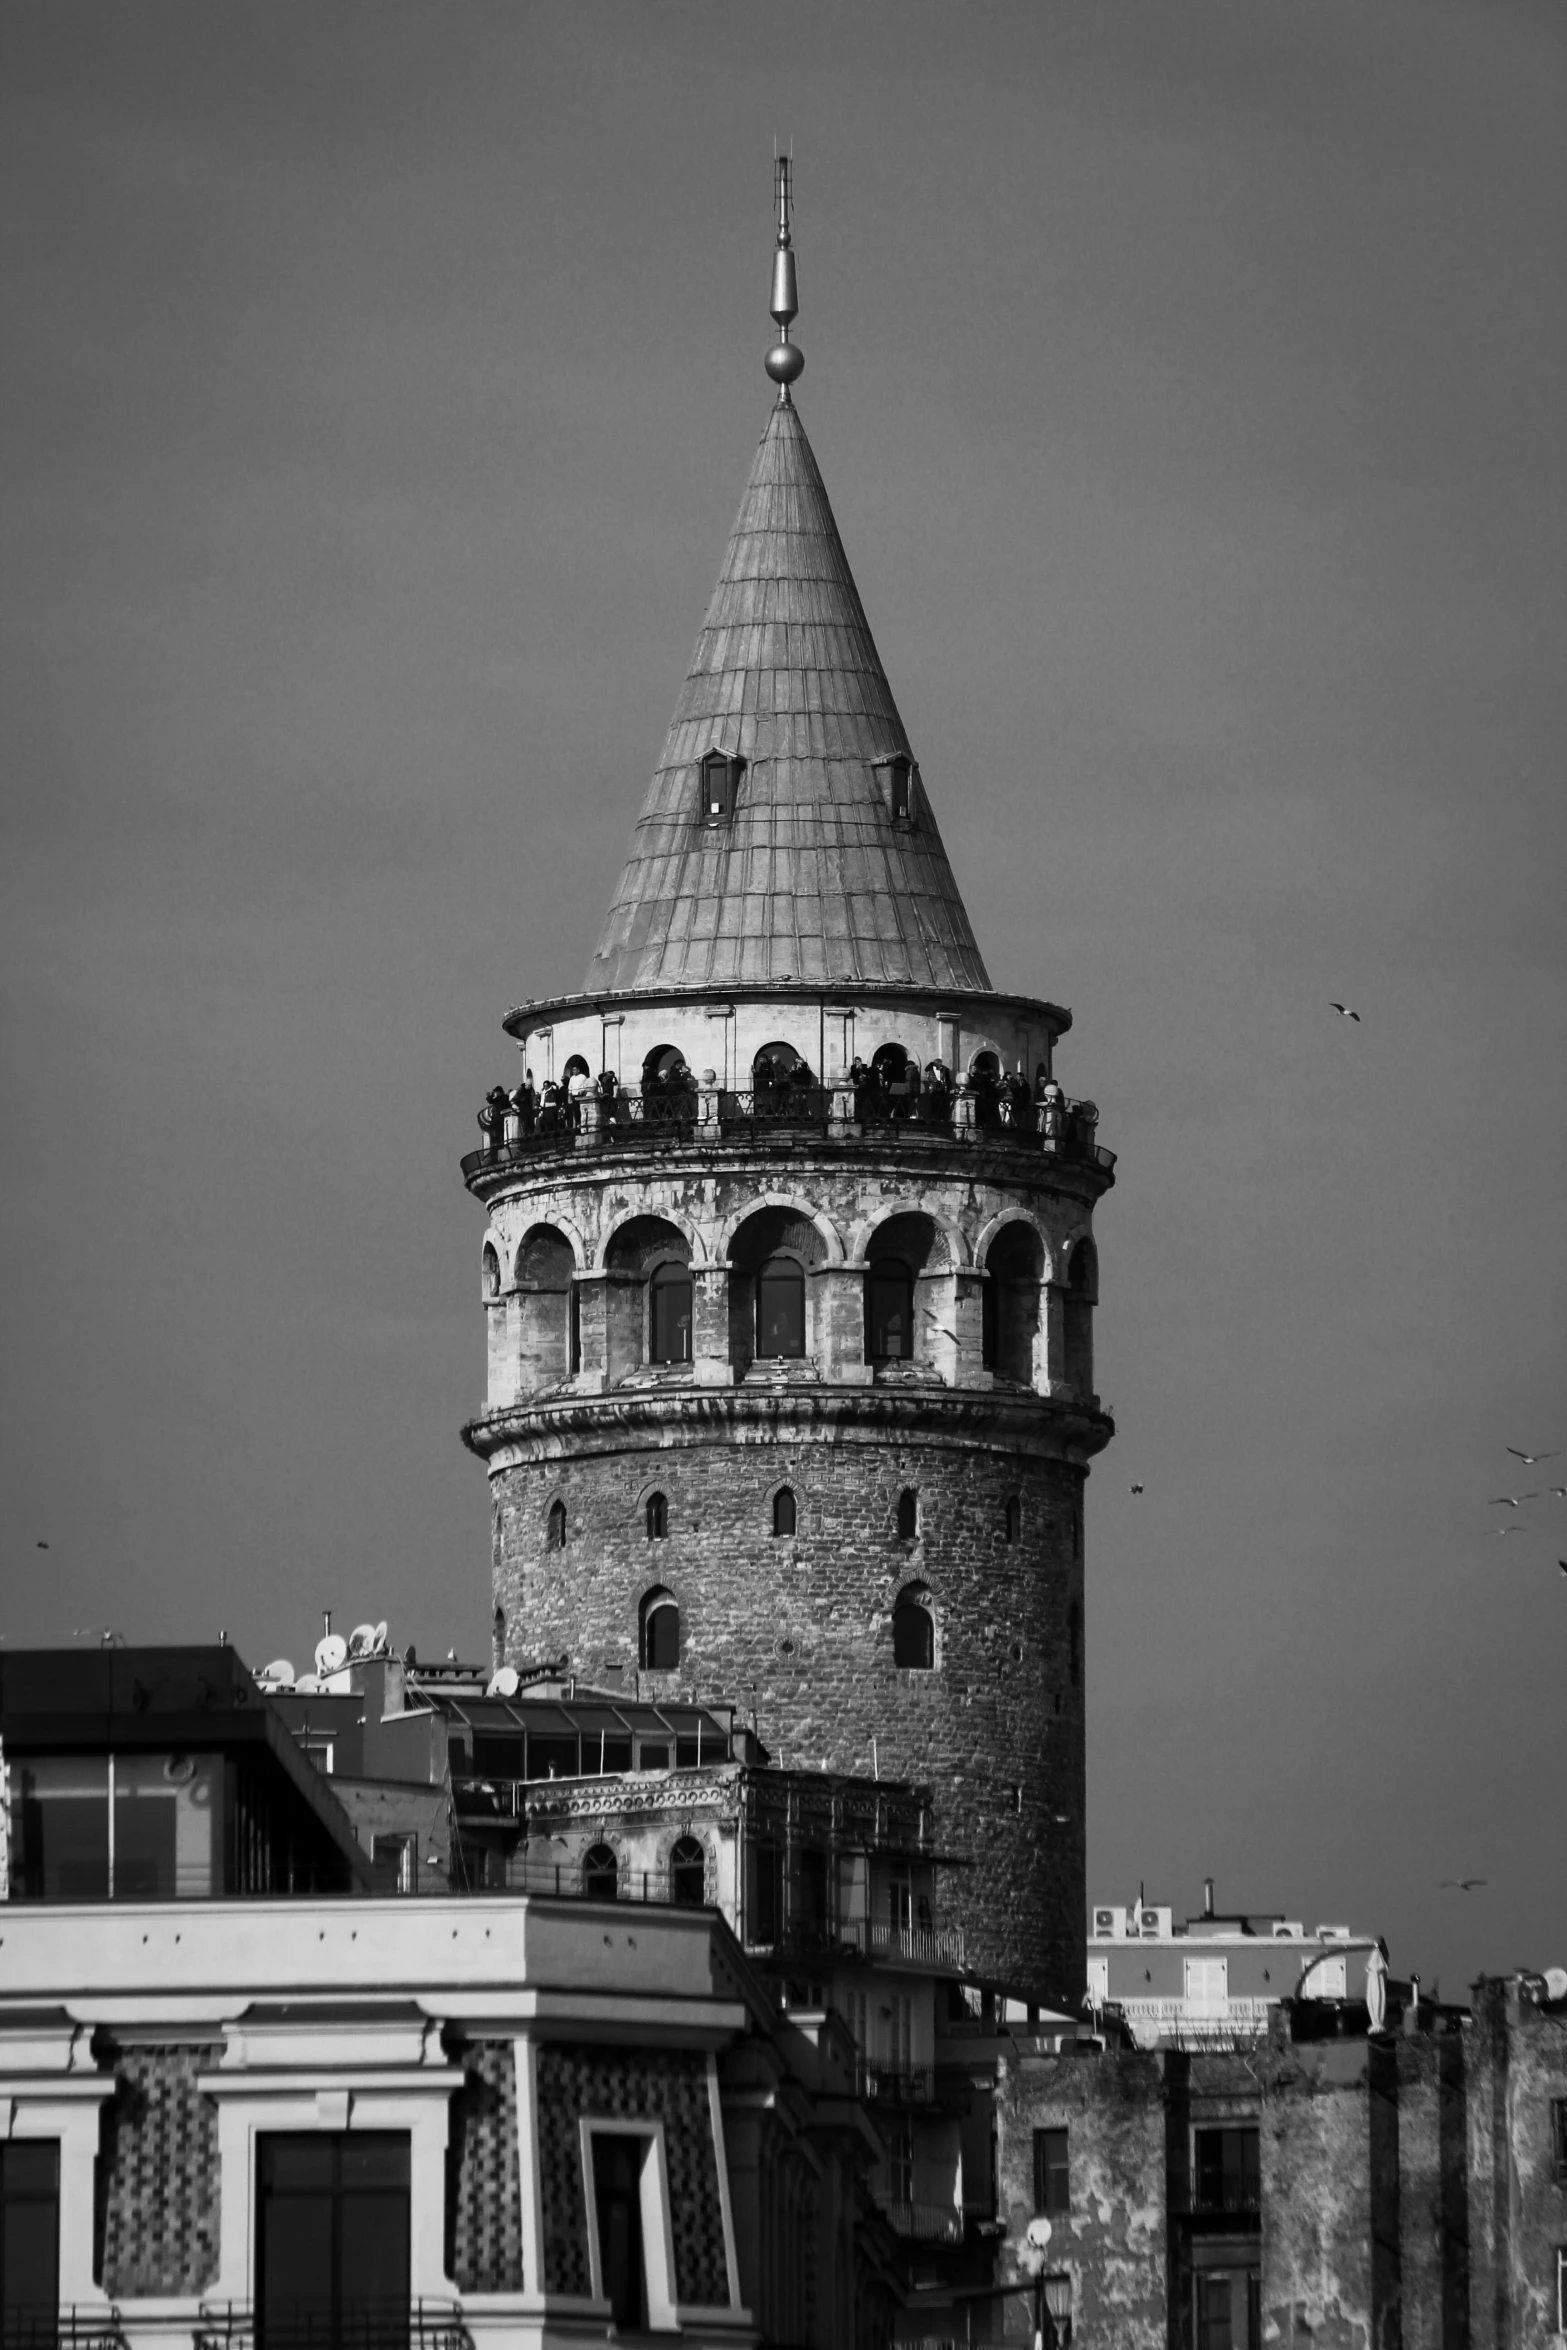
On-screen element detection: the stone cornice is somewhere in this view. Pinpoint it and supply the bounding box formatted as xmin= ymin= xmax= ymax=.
xmin=463 ymin=1383 xmax=1112 ymax=1466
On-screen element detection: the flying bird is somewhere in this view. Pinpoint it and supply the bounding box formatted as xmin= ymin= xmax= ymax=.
xmin=1479 ymin=1526 xmax=1529 ymax=1538
xmin=1547 ymin=1487 xmax=1567 ymax=1499
xmin=36 ymin=1540 xmax=48 ymax=1550
xmin=1488 ymin=1494 xmax=1538 ymax=1509
xmin=1129 ymin=1483 xmax=1144 ymax=1495
xmin=1329 ymin=1002 xmax=1361 ymax=1021
xmin=1440 ymin=1878 xmax=1486 ymax=1893
xmin=1506 ymin=1447 xmax=1558 ymax=1465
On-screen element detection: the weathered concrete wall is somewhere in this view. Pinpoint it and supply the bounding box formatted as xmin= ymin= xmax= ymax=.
xmin=1467 ymin=1980 xmax=1567 ymax=2350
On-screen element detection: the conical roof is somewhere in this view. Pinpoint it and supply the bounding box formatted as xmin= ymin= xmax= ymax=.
xmin=585 ymin=400 xmax=991 ymax=996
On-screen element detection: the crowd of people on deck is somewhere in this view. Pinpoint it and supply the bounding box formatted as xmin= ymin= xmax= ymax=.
xmin=476 ymin=1050 xmax=1081 ymax=1154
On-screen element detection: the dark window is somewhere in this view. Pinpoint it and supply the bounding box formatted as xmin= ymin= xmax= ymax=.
xmin=797 ymin=1846 xmax=828 ymax=1931
xmin=547 ymin=1498 xmax=566 ymax=1550
xmin=893 ymin=1594 xmax=934 ymax=1670
xmin=525 ymin=1735 xmax=579 ymax=1781
xmin=583 ymin=1843 xmax=619 ymax=1900
xmin=371 ymin=1835 xmax=415 ymax=1894
xmin=1198 ymin=2276 xmax=1233 ymax=2350
xmin=637 ymin=1741 xmax=669 ymax=1772
xmin=641 ymin=1594 xmax=679 ymax=1672
xmin=591 ymin=2135 xmax=648 ymax=2330
xmin=602 ymin=1737 xmax=633 ymax=1775
xmin=670 ymin=1836 xmax=705 ymax=1906
xmin=1033 ymin=2127 xmax=1069 ymax=2215
xmin=1194 ymin=2127 xmax=1260 ymax=2212
xmin=0 ymin=2141 xmax=60 ymax=2341
xmin=896 ymin=1488 xmax=918 ymax=1541
xmin=649 ymin=1261 xmax=693 ymax=1364
xmin=568 ymin=1280 xmax=581 ymax=1373
xmin=756 ymin=1255 xmax=806 ymax=1357
xmin=472 ymin=1732 xmax=523 ymax=1779
xmin=772 ymin=1486 xmax=797 ymax=1537
xmin=1005 ymin=1494 xmax=1021 ymax=1544
xmin=700 ymin=749 xmax=737 ymax=823
xmin=867 ymin=1261 xmax=915 ymax=1361
xmin=1553 ymin=2098 xmax=1567 ymax=2182
xmin=258 ymin=2133 xmax=409 ymax=2350
xmin=1247 ymin=2273 xmax=1261 ymax=2350
xmin=883 ymin=755 xmax=912 ymax=822
xmin=1063 ymin=1240 xmax=1097 ymax=1396
xmin=645 ymin=1490 xmax=668 ymax=1540
xmin=749 ymin=1843 xmax=783 ymax=1943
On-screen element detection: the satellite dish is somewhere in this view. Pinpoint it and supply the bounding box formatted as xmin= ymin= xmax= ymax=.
xmin=294 ymin=1672 xmax=322 ymax=1694
xmin=373 ymin=1620 xmax=389 ymax=1651
xmin=487 ymin=1665 xmax=520 ymax=1698
xmin=1545 ymin=1967 xmax=1567 ymax=2003
xmin=164 ymin=1753 xmax=198 ymax=1785
xmin=347 ymin=1622 xmax=377 ymax=1659
xmin=315 ymin=1633 xmax=348 ymax=1676
xmin=257 ymin=1659 xmax=296 ymax=1687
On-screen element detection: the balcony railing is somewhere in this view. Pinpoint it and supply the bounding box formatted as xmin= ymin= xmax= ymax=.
xmin=462 ymin=1088 xmax=1113 ymax=1181
xmin=862 ymin=2064 xmax=936 ymax=2103
xmin=870 ymin=1919 xmax=967 ymax=1971
xmin=883 ymin=2200 xmax=965 ymax=2245
xmin=1 ymin=2309 xmax=125 ymax=2350
xmin=194 ymin=2303 xmax=469 ymax=2350
xmin=1186 ymin=2167 xmax=1262 ymax=2215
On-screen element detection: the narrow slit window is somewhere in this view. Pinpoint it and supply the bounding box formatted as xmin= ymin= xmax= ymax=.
xmin=641 ymin=1592 xmax=680 ymax=1672
xmin=1005 ymin=1494 xmax=1022 ymax=1545
xmin=547 ymin=1498 xmax=567 ymax=1550
xmin=701 ymin=749 xmax=739 ymax=824
xmin=772 ymin=1487 xmax=797 ymax=1538
xmin=896 ymin=1487 xmax=919 ymax=1541
xmin=645 ymin=1491 xmax=668 ymax=1540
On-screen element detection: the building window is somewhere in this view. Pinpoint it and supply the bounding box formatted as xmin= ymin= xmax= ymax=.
xmin=481 ymin=1243 xmax=500 ymax=1298
xmin=1554 ymin=2098 xmax=1567 ymax=2183
xmin=640 ymin=1590 xmax=679 ymax=1672
xmin=1033 ymin=2126 xmax=1069 ymax=2215
xmin=645 ymin=1491 xmax=668 ymax=1540
xmin=1005 ymin=1493 xmax=1021 ymax=1544
xmin=1063 ymin=1240 xmax=1097 ymax=1396
xmin=547 ymin=1498 xmax=567 ymax=1550
xmin=1193 ymin=2126 xmax=1259 ymax=2212
xmin=592 ymin=2136 xmax=651 ymax=2328
xmin=258 ymin=2134 xmax=409 ymax=2350
xmin=649 ymin=1261 xmax=693 ymax=1363
xmin=773 ymin=1487 xmax=797 ymax=1537
xmin=670 ymin=1836 xmax=705 ymax=1906
xmin=896 ymin=1487 xmax=919 ymax=1541
xmin=0 ymin=2142 xmax=59 ymax=2340
xmin=1185 ymin=1960 xmax=1230 ymax=2020
xmin=867 ymin=1260 xmax=915 ymax=1361
xmin=371 ymin=1834 xmax=416 ymax=1893
xmin=700 ymin=748 xmax=739 ymax=823
xmin=756 ymin=1254 xmax=806 ymax=1357
xmin=878 ymin=753 xmax=913 ymax=823
xmin=1198 ymin=2275 xmax=1234 ymax=2350
xmin=887 ymin=2115 xmax=914 ymax=2204
xmin=892 ymin=1584 xmax=934 ymax=1670
xmin=9 ymin=1754 xmax=220 ymax=1901
xmin=583 ymin=1843 xmax=619 ymax=1901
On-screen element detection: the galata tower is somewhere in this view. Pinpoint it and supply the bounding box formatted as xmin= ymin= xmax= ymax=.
xmin=462 ymin=166 xmax=1114 ymax=2009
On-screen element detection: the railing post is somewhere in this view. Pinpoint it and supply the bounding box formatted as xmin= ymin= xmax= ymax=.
xmin=575 ymin=1092 xmax=603 ymax=1149
xmin=698 ymin=1072 xmax=722 ymax=1132
xmin=828 ymin=1067 xmax=858 ymax=1138
xmin=953 ymin=1083 xmax=978 ymax=1135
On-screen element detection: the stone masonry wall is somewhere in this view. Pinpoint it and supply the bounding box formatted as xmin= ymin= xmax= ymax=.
xmin=493 ymin=1429 xmax=1085 ymax=2006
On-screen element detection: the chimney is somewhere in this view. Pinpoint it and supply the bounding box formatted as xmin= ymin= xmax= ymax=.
xmin=1203 ymin=1877 xmax=1215 ymax=1918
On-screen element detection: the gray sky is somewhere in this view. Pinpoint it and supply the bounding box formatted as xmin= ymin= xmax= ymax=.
xmin=3 ymin=1 xmax=1563 ymax=1992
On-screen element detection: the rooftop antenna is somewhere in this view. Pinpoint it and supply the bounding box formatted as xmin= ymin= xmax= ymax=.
xmin=765 ymin=155 xmax=804 ymax=403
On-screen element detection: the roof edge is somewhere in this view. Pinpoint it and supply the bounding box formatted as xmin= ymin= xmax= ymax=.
xmin=502 ymin=982 xmax=1072 ymax=1041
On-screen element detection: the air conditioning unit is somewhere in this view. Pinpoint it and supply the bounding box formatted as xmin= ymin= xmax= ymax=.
xmin=1092 ymin=1908 xmax=1123 ymax=1939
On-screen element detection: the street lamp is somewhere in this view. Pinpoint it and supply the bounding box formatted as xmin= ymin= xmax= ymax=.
xmin=1018 ymin=2218 xmax=1073 ymax=2350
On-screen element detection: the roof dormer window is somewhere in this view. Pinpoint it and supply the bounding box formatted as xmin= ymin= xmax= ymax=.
xmin=876 ymin=754 xmax=914 ymax=826
xmin=701 ymin=749 xmax=741 ymax=825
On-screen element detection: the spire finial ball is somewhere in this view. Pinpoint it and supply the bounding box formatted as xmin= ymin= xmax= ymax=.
xmin=765 ymin=339 xmax=804 ymax=388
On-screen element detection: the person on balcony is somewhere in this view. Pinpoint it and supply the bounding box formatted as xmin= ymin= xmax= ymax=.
xmin=480 ymin=1086 xmax=508 ymax=1157
xmin=511 ymin=1071 xmax=537 ymax=1134
xmin=922 ymin=1059 xmax=952 ymax=1121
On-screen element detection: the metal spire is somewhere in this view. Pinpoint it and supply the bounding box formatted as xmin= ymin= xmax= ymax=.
xmin=764 ymin=156 xmax=804 ymax=401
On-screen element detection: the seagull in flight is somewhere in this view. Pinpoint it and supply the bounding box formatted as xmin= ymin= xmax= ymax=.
xmin=1507 ymin=1447 xmax=1558 ymax=1465
xmin=1329 ymin=1002 xmax=1361 ymax=1021
xmin=1480 ymin=1525 xmax=1529 ymax=1537
xmin=1440 ymin=1878 xmax=1487 ymax=1893
xmin=1488 ymin=1494 xmax=1539 ymax=1509
xmin=1129 ymin=1483 xmax=1144 ymax=1495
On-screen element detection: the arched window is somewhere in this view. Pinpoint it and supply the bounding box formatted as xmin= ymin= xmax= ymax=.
xmin=896 ymin=1488 xmax=919 ymax=1542
xmin=756 ymin=1255 xmax=806 ymax=1357
xmin=649 ymin=1260 xmax=694 ymax=1364
xmin=546 ymin=1498 xmax=567 ymax=1550
xmin=641 ymin=1589 xmax=680 ymax=1672
xmin=1064 ymin=1240 xmax=1097 ymax=1397
xmin=481 ymin=1243 xmax=500 ymax=1299
xmin=515 ymin=1223 xmax=575 ymax=1389
xmin=1005 ymin=1494 xmax=1021 ymax=1545
xmin=670 ymin=1835 xmax=706 ymax=1906
xmin=867 ymin=1260 xmax=915 ymax=1362
xmin=983 ymin=1223 xmax=1044 ymax=1385
xmin=773 ymin=1487 xmax=797 ymax=1538
xmin=1069 ymin=1599 xmax=1083 ymax=1690
xmin=583 ymin=1843 xmax=619 ymax=1901
xmin=561 ymin=1053 xmax=590 ymax=1085
xmin=893 ymin=1585 xmax=934 ymax=1670
xmin=645 ymin=1491 xmax=668 ymax=1540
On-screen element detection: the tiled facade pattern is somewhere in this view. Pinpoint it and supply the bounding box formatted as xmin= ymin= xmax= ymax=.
xmin=98 ymin=2042 xmax=222 ymax=2297
xmin=535 ymin=2044 xmax=729 ymax=2308
xmin=446 ymin=2037 xmax=524 ymax=2293
xmin=585 ymin=400 xmax=990 ymax=996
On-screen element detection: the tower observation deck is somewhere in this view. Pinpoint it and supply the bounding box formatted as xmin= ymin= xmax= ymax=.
xmin=462 ymin=168 xmax=1114 ymax=2007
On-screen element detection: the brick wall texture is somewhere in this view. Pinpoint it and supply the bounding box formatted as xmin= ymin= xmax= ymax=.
xmin=446 ymin=2038 xmax=524 ymax=2293
xmin=495 ymin=1432 xmax=1086 ymax=2005
xmin=535 ymin=2043 xmax=729 ymax=2307
xmin=99 ymin=2042 xmax=221 ymax=2297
